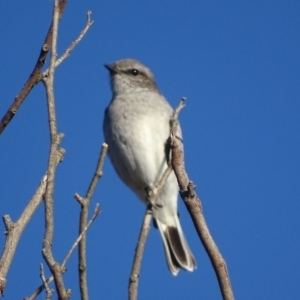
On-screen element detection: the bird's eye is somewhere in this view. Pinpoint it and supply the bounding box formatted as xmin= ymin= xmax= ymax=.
xmin=131 ymin=69 xmax=139 ymax=76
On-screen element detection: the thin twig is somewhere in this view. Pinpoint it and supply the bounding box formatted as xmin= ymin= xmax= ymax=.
xmin=128 ymin=98 xmax=184 ymax=300
xmin=76 ymin=143 xmax=108 ymax=205
xmin=170 ymin=129 xmax=234 ymax=299
xmin=42 ymin=10 xmax=94 ymax=77
xmin=170 ymin=97 xmax=186 ymax=132
xmin=0 ymin=1 xmax=94 ymax=298
xmin=75 ymin=143 xmax=108 ymax=300
xmin=128 ymin=165 xmax=173 ymax=300
xmin=24 ymin=204 xmax=101 ymax=300
xmin=0 ymin=150 xmax=64 ymax=296
xmin=42 ymin=2 xmax=69 ymax=299
xmin=0 ymin=0 xmax=68 ymax=135
xmin=40 ymin=264 xmax=53 ymax=300
xmin=128 ymin=208 xmax=152 ymax=300
xmin=66 ymin=204 xmax=101 ymax=265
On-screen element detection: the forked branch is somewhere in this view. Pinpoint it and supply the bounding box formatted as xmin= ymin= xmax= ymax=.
xmin=24 ymin=204 xmax=101 ymax=300
xmin=75 ymin=143 xmax=108 ymax=300
xmin=41 ymin=2 xmax=69 ymax=299
xmin=0 ymin=0 xmax=68 ymax=135
xmin=0 ymin=150 xmax=64 ymax=297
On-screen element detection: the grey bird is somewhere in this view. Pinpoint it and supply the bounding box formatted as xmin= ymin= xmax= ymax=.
xmin=103 ymin=58 xmax=196 ymax=275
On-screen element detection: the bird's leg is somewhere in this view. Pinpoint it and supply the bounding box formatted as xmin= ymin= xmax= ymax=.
xmin=145 ymin=185 xmax=163 ymax=209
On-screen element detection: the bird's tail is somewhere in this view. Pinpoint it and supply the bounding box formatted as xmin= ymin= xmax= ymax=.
xmin=155 ymin=215 xmax=196 ymax=275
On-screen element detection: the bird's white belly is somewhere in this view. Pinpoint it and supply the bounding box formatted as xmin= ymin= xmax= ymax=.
xmin=113 ymin=115 xmax=169 ymax=201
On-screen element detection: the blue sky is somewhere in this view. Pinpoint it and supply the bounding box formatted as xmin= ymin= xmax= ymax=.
xmin=1 ymin=1 xmax=299 ymax=299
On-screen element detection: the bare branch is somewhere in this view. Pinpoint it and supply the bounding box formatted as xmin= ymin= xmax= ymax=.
xmin=42 ymin=10 xmax=94 ymax=77
xmin=170 ymin=97 xmax=186 ymax=132
xmin=41 ymin=2 xmax=69 ymax=299
xmin=40 ymin=264 xmax=53 ymax=300
xmin=52 ymin=11 xmax=93 ymax=70
xmin=128 ymin=208 xmax=152 ymax=300
xmin=81 ymin=143 xmax=108 ymax=203
xmin=128 ymin=163 xmax=174 ymax=300
xmin=0 ymin=149 xmax=64 ymax=296
xmin=128 ymin=98 xmax=185 ymax=300
xmin=24 ymin=204 xmax=101 ymax=300
xmin=0 ymin=0 xmax=68 ymax=135
xmin=170 ymin=133 xmax=234 ymax=300
xmin=66 ymin=204 xmax=101 ymax=265
xmin=75 ymin=143 xmax=108 ymax=300
xmin=1 ymin=1 xmax=95 ymax=298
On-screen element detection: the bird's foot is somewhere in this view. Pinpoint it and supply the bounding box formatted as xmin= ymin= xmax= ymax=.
xmin=145 ymin=185 xmax=163 ymax=209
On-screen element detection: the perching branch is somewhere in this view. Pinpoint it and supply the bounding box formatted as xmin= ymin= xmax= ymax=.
xmin=0 ymin=150 xmax=64 ymax=297
xmin=128 ymin=164 xmax=174 ymax=300
xmin=24 ymin=204 xmax=101 ymax=300
xmin=75 ymin=143 xmax=108 ymax=300
xmin=128 ymin=208 xmax=152 ymax=300
xmin=0 ymin=0 xmax=68 ymax=135
xmin=128 ymin=98 xmax=184 ymax=300
xmin=170 ymin=97 xmax=186 ymax=133
xmin=170 ymin=128 xmax=234 ymax=300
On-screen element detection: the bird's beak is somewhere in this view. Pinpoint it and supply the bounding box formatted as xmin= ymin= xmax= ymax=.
xmin=104 ymin=64 xmax=117 ymax=74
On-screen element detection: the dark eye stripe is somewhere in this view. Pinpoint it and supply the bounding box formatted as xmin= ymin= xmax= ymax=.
xmin=123 ymin=68 xmax=144 ymax=77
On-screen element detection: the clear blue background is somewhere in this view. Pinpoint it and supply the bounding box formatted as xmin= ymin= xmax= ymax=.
xmin=1 ymin=1 xmax=299 ymax=299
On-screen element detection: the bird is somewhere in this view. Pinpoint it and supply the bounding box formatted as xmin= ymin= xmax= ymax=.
xmin=103 ymin=58 xmax=196 ymax=275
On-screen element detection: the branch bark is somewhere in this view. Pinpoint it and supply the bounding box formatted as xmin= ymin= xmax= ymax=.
xmin=0 ymin=0 xmax=68 ymax=135
xmin=128 ymin=208 xmax=152 ymax=300
xmin=41 ymin=2 xmax=69 ymax=299
xmin=1 ymin=2 xmax=95 ymax=298
xmin=75 ymin=143 xmax=108 ymax=300
xmin=170 ymin=132 xmax=235 ymax=300
xmin=42 ymin=10 xmax=94 ymax=77
xmin=128 ymin=163 xmax=174 ymax=300
xmin=24 ymin=204 xmax=101 ymax=300
xmin=0 ymin=151 xmax=64 ymax=296
xmin=40 ymin=264 xmax=53 ymax=300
